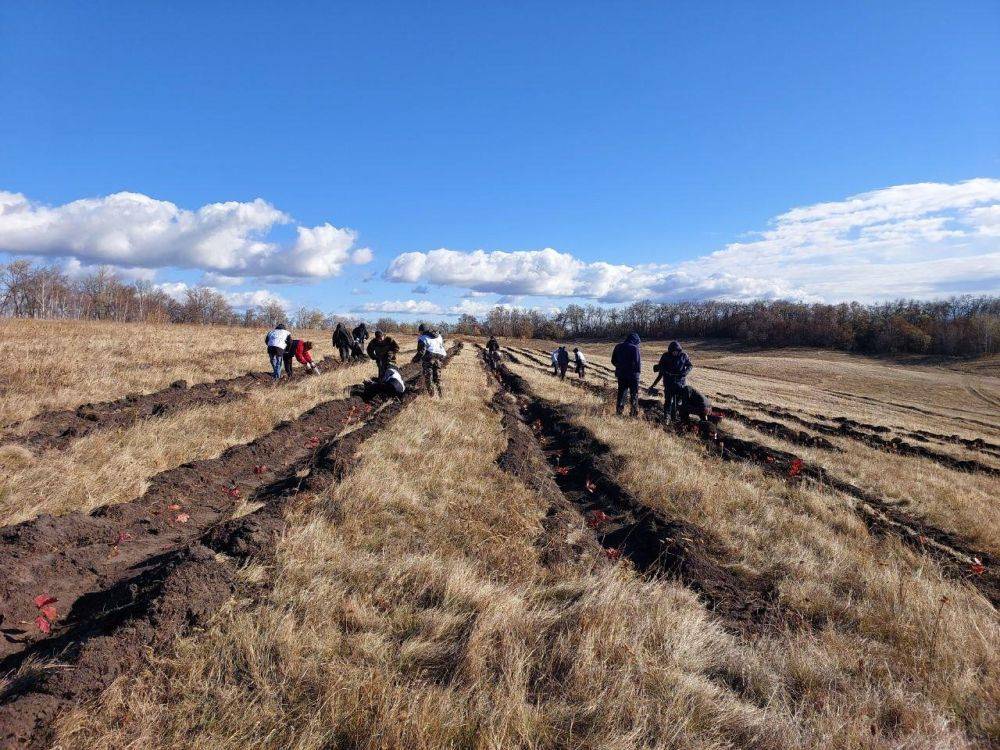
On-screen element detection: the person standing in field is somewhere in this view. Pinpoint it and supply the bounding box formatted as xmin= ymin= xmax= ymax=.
xmin=282 ymin=339 xmax=320 ymax=377
xmin=611 ymin=332 xmax=642 ymax=417
xmin=573 ymin=347 xmax=587 ymax=379
xmin=366 ymin=329 xmax=399 ymax=378
xmin=332 ymin=323 xmax=352 ymax=362
xmin=649 ymin=340 xmax=693 ymax=421
xmin=556 ymin=346 xmax=570 ymax=380
xmin=265 ymin=323 xmax=292 ymax=382
xmin=485 ymin=335 xmax=502 ymax=370
xmin=352 ymin=322 xmax=370 ymax=347
xmin=550 ymin=349 xmax=559 ymax=376
xmin=414 ymin=323 xmax=447 ymax=397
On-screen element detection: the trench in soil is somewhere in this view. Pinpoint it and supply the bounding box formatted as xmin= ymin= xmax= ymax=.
xmin=0 ymin=352 xmax=373 ymax=452
xmin=501 ymin=348 xmax=1000 ymax=610
xmin=487 ymin=354 xmax=799 ymax=636
xmin=0 ymin=345 xmax=462 ymax=750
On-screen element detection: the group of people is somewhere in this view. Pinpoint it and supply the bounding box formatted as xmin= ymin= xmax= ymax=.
xmin=611 ymin=335 xmax=710 ymax=421
xmin=264 ymin=321 xmax=448 ymax=399
xmin=549 ymin=345 xmax=587 ymax=380
xmin=264 ymin=323 xmax=320 ymax=381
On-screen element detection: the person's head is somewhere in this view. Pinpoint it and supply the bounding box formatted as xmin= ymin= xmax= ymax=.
xmin=573 ymin=347 xmax=579 ymax=353
xmin=626 ymin=332 xmax=640 ymax=345
xmin=374 ymin=329 xmax=384 ymax=340
xmin=668 ymin=340 xmax=680 ymax=354
xmin=276 ymin=322 xmax=286 ymax=330
xmin=303 ymin=341 xmax=313 ymax=351
xmin=418 ymin=323 xmax=428 ymax=334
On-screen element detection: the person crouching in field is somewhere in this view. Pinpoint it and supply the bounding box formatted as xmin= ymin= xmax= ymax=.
xmin=649 ymin=340 xmax=693 ymax=421
xmin=573 ymin=347 xmax=587 ymax=379
xmin=677 ymin=385 xmax=712 ymax=423
xmin=366 ymin=329 xmax=399 ymax=377
xmin=414 ymin=324 xmax=447 ymax=397
xmin=332 ymin=323 xmax=353 ymax=362
xmin=283 ymin=339 xmax=320 ymax=376
xmin=611 ymin=333 xmax=641 ymax=417
xmin=265 ymin=323 xmax=292 ymax=381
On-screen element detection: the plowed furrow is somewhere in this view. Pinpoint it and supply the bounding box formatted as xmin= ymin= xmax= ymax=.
xmin=0 ymin=354 xmax=354 ymax=452
xmin=493 ymin=361 xmax=797 ymax=636
xmin=0 ymin=345 xmax=461 ymax=750
xmin=0 ymin=350 xmax=454 ymax=665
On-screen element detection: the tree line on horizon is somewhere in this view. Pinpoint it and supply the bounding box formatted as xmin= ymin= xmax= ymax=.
xmin=2 ymin=258 xmax=997 ymax=357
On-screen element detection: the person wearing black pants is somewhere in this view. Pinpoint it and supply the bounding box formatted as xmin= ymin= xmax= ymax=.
xmin=649 ymin=340 xmax=693 ymax=421
xmin=611 ymin=333 xmax=641 ymax=417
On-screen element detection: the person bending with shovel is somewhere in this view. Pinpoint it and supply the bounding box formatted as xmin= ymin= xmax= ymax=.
xmin=649 ymin=340 xmax=692 ymax=421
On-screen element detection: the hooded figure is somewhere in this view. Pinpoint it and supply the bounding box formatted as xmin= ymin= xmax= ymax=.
xmin=556 ymin=346 xmax=570 ymax=380
xmin=332 ymin=323 xmax=352 ymax=362
xmin=650 ymin=340 xmax=693 ymax=421
xmin=352 ymin=322 xmax=370 ymax=345
xmin=611 ymin=333 xmax=642 ymax=416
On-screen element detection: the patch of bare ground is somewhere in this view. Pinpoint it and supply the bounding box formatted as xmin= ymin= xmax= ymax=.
xmin=0 ymin=348 xmax=460 ymax=749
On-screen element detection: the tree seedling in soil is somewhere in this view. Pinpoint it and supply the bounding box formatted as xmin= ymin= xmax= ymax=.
xmin=175 ymin=513 xmax=190 ymax=523
xmin=970 ymin=558 xmax=986 ymax=576
xmin=33 ymin=595 xmax=58 ymax=633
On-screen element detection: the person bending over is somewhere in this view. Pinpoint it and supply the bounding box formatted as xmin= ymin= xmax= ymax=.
xmin=649 ymin=340 xmax=693 ymax=421
xmin=265 ymin=323 xmax=292 ymax=381
xmin=414 ymin=323 xmax=447 ymax=397
xmin=332 ymin=323 xmax=352 ymax=362
xmin=367 ymin=329 xmax=400 ymax=378
xmin=283 ymin=339 xmax=320 ymax=376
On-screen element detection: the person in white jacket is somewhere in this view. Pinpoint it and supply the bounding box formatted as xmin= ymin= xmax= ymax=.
xmin=265 ymin=324 xmax=292 ymax=381
xmin=573 ymin=347 xmax=587 ymax=379
xmin=414 ymin=324 xmax=447 ymax=397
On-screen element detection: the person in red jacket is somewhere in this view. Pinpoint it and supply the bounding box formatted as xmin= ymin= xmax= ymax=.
xmin=282 ymin=339 xmax=320 ymax=376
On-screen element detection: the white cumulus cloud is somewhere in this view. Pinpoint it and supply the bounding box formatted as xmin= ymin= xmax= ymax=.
xmin=0 ymin=190 xmax=373 ymax=282
xmin=154 ymin=281 xmax=288 ymax=310
xmin=356 ymin=299 xmax=444 ymax=315
xmin=385 ymin=178 xmax=1000 ymax=303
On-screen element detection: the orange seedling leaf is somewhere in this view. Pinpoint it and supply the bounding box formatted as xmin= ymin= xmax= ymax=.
xmin=40 ymin=604 xmax=57 ymax=622
xmin=554 ymin=466 xmax=570 ymax=476
xmin=175 ymin=513 xmax=190 ymax=523
xmin=35 ymin=616 xmax=51 ymax=634
xmin=117 ymin=530 xmax=133 ymax=544
xmin=970 ymin=558 xmax=986 ymax=576
xmin=168 ymin=503 xmax=182 ymax=511
xmin=605 ymin=548 xmax=622 ymax=561
xmin=253 ymin=464 xmax=269 ymax=475
xmin=33 ymin=595 xmax=57 ymax=609
xmin=226 ymin=487 xmax=241 ymax=498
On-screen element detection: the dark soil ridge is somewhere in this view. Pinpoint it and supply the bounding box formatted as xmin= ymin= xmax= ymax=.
xmin=827 ymin=390 xmax=1000 ymax=434
xmin=635 ymin=400 xmax=1000 ymax=610
xmin=474 ymin=347 xmax=606 ymax=573
xmin=493 ymin=361 xmax=798 ymax=636
xmin=715 ymin=394 xmax=1000 ymax=475
xmin=0 ymin=354 xmax=355 ymax=452
xmin=0 ymin=345 xmax=462 ymax=750
xmin=0 ymin=348 xmax=458 ymax=666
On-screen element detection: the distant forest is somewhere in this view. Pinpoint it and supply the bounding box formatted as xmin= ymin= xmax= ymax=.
xmin=2 ymin=259 xmax=998 ymax=357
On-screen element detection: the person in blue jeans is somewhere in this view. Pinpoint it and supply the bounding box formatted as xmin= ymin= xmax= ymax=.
xmin=265 ymin=323 xmax=292 ymax=381
xmin=611 ymin=332 xmax=641 ymax=416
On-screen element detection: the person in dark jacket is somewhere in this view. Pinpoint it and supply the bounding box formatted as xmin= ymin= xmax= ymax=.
xmin=573 ymin=347 xmax=587 ymax=379
xmin=366 ymin=330 xmax=400 ymax=377
xmin=611 ymin=333 xmax=642 ymax=416
xmin=677 ymin=385 xmax=711 ymax=422
xmin=556 ymin=346 xmax=570 ymax=380
xmin=352 ymin=322 xmax=370 ymax=346
xmin=332 ymin=323 xmax=352 ymax=362
xmin=649 ymin=341 xmax=693 ymax=421
xmin=485 ymin=335 xmax=501 ymax=370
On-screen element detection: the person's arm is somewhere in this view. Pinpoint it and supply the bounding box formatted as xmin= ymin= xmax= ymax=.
xmin=366 ymin=340 xmax=377 ymax=359
xmin=680 ymin=354 xmax=693 ymax=378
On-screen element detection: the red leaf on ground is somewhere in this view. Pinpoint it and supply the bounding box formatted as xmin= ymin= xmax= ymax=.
xmin=587 ymin=510 xmax=610 ymax=528
xmin=168 ymin=503 xmax=182 ymax=511
xmin=33 ymin=595 xmax=57 ymax=609
xmin=554 ymin=466 xmax=570 ymax=476
xmin=970 ymin=558 xmax=986 ymax=576
xmin=765 ymin=455 xmax=775 ymax=463
xmin=227 ymin=487 xmax=241 ymax=498
xmin=35 ymin=616 xmax=51 ymax=634
xmin=253 ymin=465 xmax=269 ymax=475
xmin=605 ymin=548 xmax=622 ymax=561
xmin=788 ymin=458 xmax=804 ymax=477
xmin=40 ymin=604 xmax=57 ymax=621
xmin=175 ymin=513 xmax=190 ymax=523
xmin=117 ymin=530 xmax=133 ymax=544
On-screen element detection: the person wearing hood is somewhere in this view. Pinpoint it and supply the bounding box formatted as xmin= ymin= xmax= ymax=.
xmin=611 ymin=332 xmax=642 ymax=416
xmin=556 ymin=346 xmax=570 ymax=380
xmin=366 ymin=329 xmax=400 ymax=378
xmin=414 ymin=323 xmax=447 ymax=397
xmin=332 ymin=323 xmax=352 ymax=362
xmin=265 ymin=323 xmax=292 ymax=382
xmin=573 ymin=347 xmax=587 ymax=379
xmin=352 ymin=322 xmax=370 ymax=346
xmin=650 ymin=340 xmax=693 ymax=421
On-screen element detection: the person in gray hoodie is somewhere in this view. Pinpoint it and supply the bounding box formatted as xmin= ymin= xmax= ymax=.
xmin=610 ymin=332 xmax=641 ymax=416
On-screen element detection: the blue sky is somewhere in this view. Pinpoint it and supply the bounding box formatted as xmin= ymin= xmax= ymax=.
xmin=1 ymin=1 xmax=997 ymax=318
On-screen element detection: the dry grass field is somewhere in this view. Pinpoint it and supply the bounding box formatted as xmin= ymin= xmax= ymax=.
xmin=0 ymin=320 xmax=997 ymax=749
